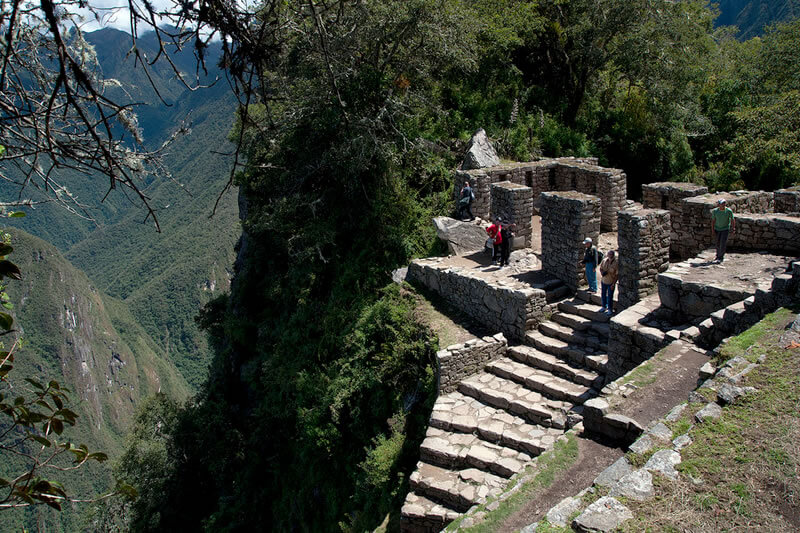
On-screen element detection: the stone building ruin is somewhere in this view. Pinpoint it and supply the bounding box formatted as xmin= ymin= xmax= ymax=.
xmin=400 ymin=149 xmax=800 ymax=532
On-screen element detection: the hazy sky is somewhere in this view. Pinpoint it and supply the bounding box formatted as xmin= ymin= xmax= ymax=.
xmin=70 ymin=0 xmax=176 ymax=33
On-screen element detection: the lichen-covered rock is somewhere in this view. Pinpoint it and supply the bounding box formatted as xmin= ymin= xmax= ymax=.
xmin=644 ymin=449 xmax=682 ymax=480
xmin=610 ymin=469 xmax=654 ymax=501
xmin=546 ymin=496 xmax=584 ymax=527
xmin=572 ymin=496 xmax=633 ymax=532
xmin=433 ymin=217 xmax=488 ymax=256
xmin=594 ymin=457 xmax=633 ymax=488
xmin=695 ymin=402 xmax=723 ymax=423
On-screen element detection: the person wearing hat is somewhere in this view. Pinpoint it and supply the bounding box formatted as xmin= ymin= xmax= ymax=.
xmin=579 ymin=237 xmax=600 ymax=292
xmin=711 ymin=198 xmax=735 ymax=263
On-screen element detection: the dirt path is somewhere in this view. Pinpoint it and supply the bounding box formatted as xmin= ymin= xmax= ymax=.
xmin=495 ymin=341 xmax=712 ymax=532
xmin=498 ymin=436 xmax=623 ymax=533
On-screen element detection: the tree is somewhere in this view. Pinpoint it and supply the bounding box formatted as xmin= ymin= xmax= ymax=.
xmin=0 ymin=0 xmax=261 ymax=228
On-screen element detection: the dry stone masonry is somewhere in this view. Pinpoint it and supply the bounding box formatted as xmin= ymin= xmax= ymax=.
xmin=675 ymin=191 xmax=774 ymax=259
xmin=642 ymin=182 xmax=708 ymax=258
xmin=407 ymin=259 xmax=547 ymax=341
xmin=453 ymin=157 xmax=623 ymax=231
xmin=616 ymin=209 xmax=670 ymax=310
xmin=774 ymin=186 xmax=800 ymax=214
xmin=490 ymin=181 xmax=533 ymax=248
xmin=541 ymin=192 xmax=600 ymax=291
xmin=437 ymin=335 xmax=508 ymax=394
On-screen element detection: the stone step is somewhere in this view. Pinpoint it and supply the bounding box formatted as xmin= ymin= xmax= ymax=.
xmin=419 ymin=427 xmax=533 ymax=477
xmin=457 ymin=374 xmax=568 ymax=428
xmin=539 ymin=321 xmax=606 ymax=350
xmin=508 ymin=345 xmax=603 ymax=388
xmin=525 ymin=331 xmax=608 ymax=371
xmin=557 ymin=299 xmax=610 ymax=323
xmin=485 ymin=357 xmax=596 ymax=404
xmin=409 ymin=462 xmax=506 ymax=512
xmin=575 ymin=289 xmax=601 ymax=306
xmin=429 ymin=392 xmax=561 ymax=456
xmin=552 ymin=312 xmax=610 ymax=338
xmin=545 ymin=284 xmax=571 ymax=303
xmin=585 ymin=353 xmax=609 ymax=374
xmin=401 ymin=491 xmax=461 ymax=532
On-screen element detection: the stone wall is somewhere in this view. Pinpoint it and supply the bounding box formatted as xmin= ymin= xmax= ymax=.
xmin=605 ymin=295 xmax=674 ymax=381
xmin=553 ymin=163 xmax=627 ymax=231
xmin=731 ymin=214 xmax=800 ymax=254
xmin=407 ymin=259 xmax=547 ymax=341
xmin=454 ymin=157 xmax=620 ymax=227
xmin=541 ymin=192 xmax=601 ymax=291
xmin=490 ymin=181 xmax=533 ymax=248
xmin=657 ymin=273 xmax=758 ymax=321
xmin=675 ymin=191 xmax=775 ymax=259
xmin=616 ymin=209 xmax=670 ymax=309
xmin=695 ymin=261 xmax=800 ymax=349
xmin=437 ymin=334 xmax=507 ymax=393
xmin=641 ymin=182 xmax=707 ymax=258
xmin=775 ymin=186 xmax=800 ymax=215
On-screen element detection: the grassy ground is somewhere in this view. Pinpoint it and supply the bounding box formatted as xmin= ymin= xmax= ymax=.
xmin=618 ymin=307 xmax=800 ymax=532
xmin=445 ymin=434 xmax=580 ymax=532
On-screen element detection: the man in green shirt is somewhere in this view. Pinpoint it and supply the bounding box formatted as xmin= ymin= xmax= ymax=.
xmin=711 ymin=198 xmax=735 ymax=263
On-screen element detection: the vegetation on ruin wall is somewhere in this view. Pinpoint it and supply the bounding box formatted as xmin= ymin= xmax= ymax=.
xmin=114 ymin=1 xmax=800 ymax=531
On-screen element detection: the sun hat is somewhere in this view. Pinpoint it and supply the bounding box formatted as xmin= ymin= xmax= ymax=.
xmin=583 ymin=237 xmax=592 ymax=244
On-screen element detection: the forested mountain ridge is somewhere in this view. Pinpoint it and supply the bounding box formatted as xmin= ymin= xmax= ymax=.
xmin=1 ymin=229 xmax=190 ymax=530
xmin=2 ymin=27 xmax=239 ymax=388
xmin=715 ymin=0 xmax=800 ymax=39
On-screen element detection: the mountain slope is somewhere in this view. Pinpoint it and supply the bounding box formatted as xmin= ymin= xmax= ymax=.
xmin=715 ymin=0 xmax=800 ymax=39
xmin=1 ymin=229 xmax=191 ymax=531
xmin=1 ymin=27 xmax=240 ymax=388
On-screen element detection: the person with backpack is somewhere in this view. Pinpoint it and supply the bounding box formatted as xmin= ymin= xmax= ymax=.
xmin=580 ymin=237 xmax=600 ymax=292
xmin=486 ymin=217 xmax=502 ymax=263
xmin=458 ymin=181 xmax=475 ymax=220
xmin=599 ymin=250 xmax=618 ymax=314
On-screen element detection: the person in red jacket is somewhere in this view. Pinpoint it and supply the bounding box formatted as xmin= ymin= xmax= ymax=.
xmin=486 ymin=217 xmax=502 ymax=263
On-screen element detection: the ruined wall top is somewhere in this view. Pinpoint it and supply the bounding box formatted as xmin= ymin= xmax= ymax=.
xmin=683 ymin=190 xmax=774 ymax=213
xmin=642 ymin=182 xmax=708 ymax=194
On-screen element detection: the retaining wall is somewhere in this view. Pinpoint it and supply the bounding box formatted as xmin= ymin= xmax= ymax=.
xmin=436 ymin=334 xmax=507 ymax=393
xmin=407 ymin=260 xmax=547 ymax=341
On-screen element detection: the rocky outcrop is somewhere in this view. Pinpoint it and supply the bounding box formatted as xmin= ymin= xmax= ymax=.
xmin=433 ymin=217 xmax=488 ymax=256
xmin=460 ymin=128 xmax=500 ymax=170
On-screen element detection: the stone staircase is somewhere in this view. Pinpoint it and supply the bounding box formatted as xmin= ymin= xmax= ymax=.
xmin=400 ymin=289 xmax=611 ymax=532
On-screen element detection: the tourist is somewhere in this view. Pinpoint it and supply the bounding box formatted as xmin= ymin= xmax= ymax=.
xmin=580 ymin=237 xmax=599 ymax=292
xmin=458 ymin=181 xmax=475 ymax=220
xmin=499 ymin=223 xmax=515 ymax=268
xmin=711 ymin=198 xmax=735 ymax=263
xmin=599 ymin=250 xmax=618 ymax=314
xmin=486 ymin=217 xmax=502 ymax=263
